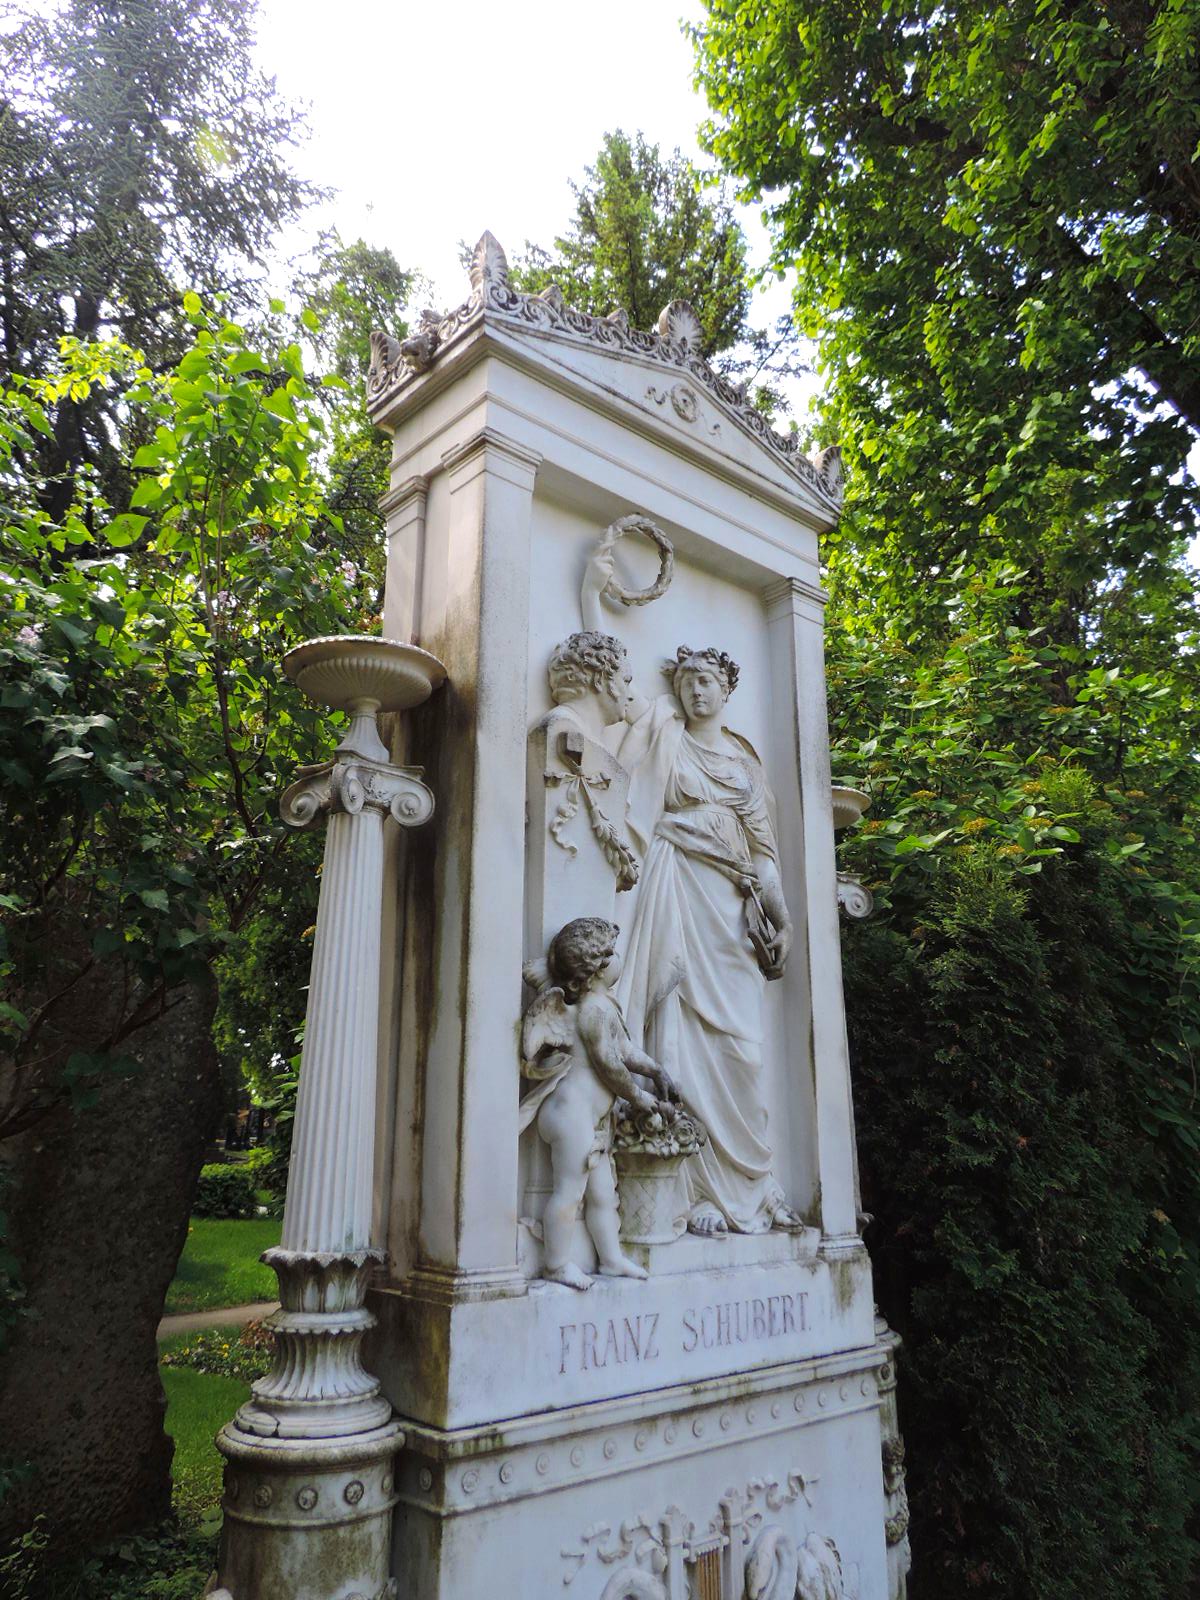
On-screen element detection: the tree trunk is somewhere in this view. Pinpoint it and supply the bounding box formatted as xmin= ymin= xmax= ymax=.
xmin=0 ymin=970 xmax=221 ymax=1557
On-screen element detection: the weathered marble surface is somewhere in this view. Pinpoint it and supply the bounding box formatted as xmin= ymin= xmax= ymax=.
xmin=345 ymin=235 xmax=900 ymax=1597
xmin=212 ymin=639 xmax=441 ymax=1600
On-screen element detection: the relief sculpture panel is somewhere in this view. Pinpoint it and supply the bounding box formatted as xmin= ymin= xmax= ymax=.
xmin=521 ymin=513 xmax=809 ymax=1284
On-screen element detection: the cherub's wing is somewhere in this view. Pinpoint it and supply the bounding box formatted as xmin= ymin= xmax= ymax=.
xmin=520 ymin=985 xmax=574 ymax=1078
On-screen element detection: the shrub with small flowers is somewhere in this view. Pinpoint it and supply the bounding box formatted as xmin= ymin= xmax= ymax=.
xmin=160 ymin=1321 xmax=273 ymax=1383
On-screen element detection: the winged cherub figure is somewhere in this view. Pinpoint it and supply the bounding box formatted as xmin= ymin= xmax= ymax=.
xmin=520 ymin=917 xmax=679 ymax=1290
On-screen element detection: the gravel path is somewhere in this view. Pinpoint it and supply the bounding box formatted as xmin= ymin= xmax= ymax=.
xmin=157 ymin=1299 xmax=278 ymax=1339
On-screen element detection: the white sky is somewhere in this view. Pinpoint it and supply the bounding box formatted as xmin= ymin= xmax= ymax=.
xmin=249 ymin=0 xmax=1197 ymax=492
xmin=250 ymin=0 xmax=809 ymax=399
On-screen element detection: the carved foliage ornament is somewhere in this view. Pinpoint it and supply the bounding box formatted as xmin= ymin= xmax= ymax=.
xmin=599 ymin=514 xmax=675 ymax=608
xmin=562 ymin=1482 xmax=848 ymax=1600
xmin=546 ymin=729 xmax=639 ymax=892
xmin=367 ymin=233 xmax=843 ymax=509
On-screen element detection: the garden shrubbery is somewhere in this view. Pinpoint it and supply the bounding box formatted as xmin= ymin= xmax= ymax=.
xmin=829 ymin=568 xmax=1200 ymax=1597
xmin=160 ymin=1321 xmax=273 ymax=1384
xmin=192 ymin=1164 xmax=259 ymax=1221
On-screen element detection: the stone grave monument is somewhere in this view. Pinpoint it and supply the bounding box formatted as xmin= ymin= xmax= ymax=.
xmin=210 ymin=235 xmax=909 ymax=1600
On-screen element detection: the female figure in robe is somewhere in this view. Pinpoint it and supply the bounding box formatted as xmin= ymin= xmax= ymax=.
xmin=607 ymin=643 xmax=802 ymax=1237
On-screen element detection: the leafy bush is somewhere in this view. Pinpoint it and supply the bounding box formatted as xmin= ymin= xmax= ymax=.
xmin=255 ymin=1061 xmax=297 ymax=1216
xmin=192 ymin=1164 xmax=258 ymax=1221
xmin=829 ymin=563 xmax=1200 ymax=1597
xmin=160 ymin=1321 xmax=273 ymax=1383
xmin=3 ymin=1519 xmax=218 ymax=1600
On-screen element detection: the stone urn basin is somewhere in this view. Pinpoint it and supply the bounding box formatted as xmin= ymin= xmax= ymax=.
xmin=831 ymin=785 xmax=871 ymax=832
xmin=284 ymin=634 xmax=446 ymax=762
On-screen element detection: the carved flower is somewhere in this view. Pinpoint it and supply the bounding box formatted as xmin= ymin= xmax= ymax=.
xmin=670 ymin=384 xmax=699 ymax=422
xmin=612 ymin=1099 xmax=707 ymax=1158
xmin=343 ymin=1479 xmax=365 ymax=1505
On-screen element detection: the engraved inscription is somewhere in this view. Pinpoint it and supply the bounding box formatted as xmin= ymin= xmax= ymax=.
xmin=556 ymin=1291 xmax=809 ymax=1373
xmin=559 ymin=1313 xmax=662 ymax=1373
xmin=681 ymin=1292 xmax=807 ymax=1353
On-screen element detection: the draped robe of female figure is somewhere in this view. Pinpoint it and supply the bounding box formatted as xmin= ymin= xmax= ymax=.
xmin=612 ymin=697 xmax=785 ymax=1233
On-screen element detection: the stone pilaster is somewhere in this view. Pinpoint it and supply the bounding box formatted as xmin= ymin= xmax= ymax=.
xmin=763 ymin=577 xmax=861 ymax=1248
xmin=408 ymin=427 xmax=541 ymax=1301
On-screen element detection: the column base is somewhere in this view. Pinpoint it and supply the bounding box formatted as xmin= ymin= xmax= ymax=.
xmin=235 ymin=1247 xmax=393 ymax=1441
xmin=404 ymin=1261 xmax=528 ymax=1305
xmin=211 ymin=1420 xmax=403 ymax=1600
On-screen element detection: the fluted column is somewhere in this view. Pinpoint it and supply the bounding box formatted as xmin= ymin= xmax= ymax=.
xmin=284 ymin=804 xmax=384 ymax=1255
xmin=213 ymin=635 xmax=444 ymax=1600
xmin=234 ymin=753 xmax=435 ymax=1445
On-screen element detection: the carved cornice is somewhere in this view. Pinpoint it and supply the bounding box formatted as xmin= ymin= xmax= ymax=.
xmin=378 ymin=473 xmax=429 ymax=520
xmin=368 ymin=233 xmax=844 ymax=512
xmin=280 ymin=759 xmax=435 ymax=831
xmin=439 ymin=425 xmax=544 ymax=484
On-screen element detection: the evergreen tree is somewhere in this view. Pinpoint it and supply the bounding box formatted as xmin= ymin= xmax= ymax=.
xmin=0 ymin=0 xmax=316 ymax=513
xmin=512 ymin=129 xmax=806 ymax=410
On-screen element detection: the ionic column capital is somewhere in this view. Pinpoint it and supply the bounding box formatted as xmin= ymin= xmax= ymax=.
xmin=280 ymin=759 xmax=435 ymax=831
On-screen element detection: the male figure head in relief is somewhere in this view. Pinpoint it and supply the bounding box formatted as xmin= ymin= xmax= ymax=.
xmin=548 ymin=630 xmax=631 ymax=726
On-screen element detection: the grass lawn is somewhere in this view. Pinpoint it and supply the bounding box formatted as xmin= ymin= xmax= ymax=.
xmin=164 ymin=1216 xmax=281 ymax=1315
xmin=160 ymin=1355 xmax=245 ymax=1518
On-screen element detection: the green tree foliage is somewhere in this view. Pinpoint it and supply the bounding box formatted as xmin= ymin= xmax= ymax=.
xmin=0 ymin=308 xmax=367 ymax=1552
xmin=0 ymin=0 xmax=315 ymax=511
xmin=829 ymin=567 xmax=1200 ymax=1596
xmin=694 ymin=3 xmax=1200 ymax=1592
xmin=0 ymin=306 xmax=363 ymax=1160
xmin=694 ymin=0 xmax=1200 ymax=628
xmin=511 ymin=129 xmax=806 ymax=408
xmin=297 ymin=235 xmax=417 ymax=601
xmin=511 ymin=130 xmax=750 ymax=356
xmin=207 ymin=236 xmax=420 ymax=1113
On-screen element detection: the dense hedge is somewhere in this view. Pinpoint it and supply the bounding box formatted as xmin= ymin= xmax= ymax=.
xmin=192 ymin=1163 xmax=258 ymax=1220
xmin=830 ymin=576 xmax=1200 ymax=1597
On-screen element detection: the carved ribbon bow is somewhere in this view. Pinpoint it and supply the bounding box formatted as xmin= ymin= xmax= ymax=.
xmin=544 ymin=730 xmax=638 ymax=892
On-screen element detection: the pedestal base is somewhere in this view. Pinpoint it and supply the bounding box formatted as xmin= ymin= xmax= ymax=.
xmin=212 ymin=1421 xmax=404 ymax=1600
xmin=373 ymin=1239 xmax=873 ymax=1430
xmin=391 ymin=1346 xmax=892 ymax=1599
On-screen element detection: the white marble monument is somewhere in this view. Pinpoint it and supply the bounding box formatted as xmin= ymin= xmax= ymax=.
xmin=358 ymin=236 xmax=907 ymax=1599
xmin=210 ymin=235 xmax=910 ymax=1599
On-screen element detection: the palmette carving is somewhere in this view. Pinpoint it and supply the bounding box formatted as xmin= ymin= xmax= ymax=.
xmin=545 ymin=733 xmax=639 ymax=892
xmin=367 ymin=232 xmax=842 ymax=509
xmin=234 ymin=1250 xmax=394 ymax=1439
